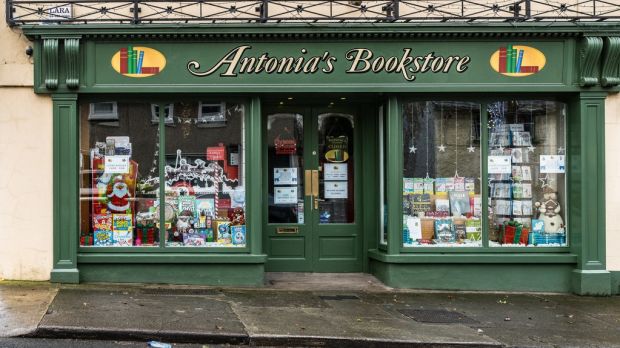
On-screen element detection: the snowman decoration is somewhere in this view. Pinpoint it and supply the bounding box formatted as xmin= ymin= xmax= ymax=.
xmin=534 ymin=186 xmax=564 ymax=233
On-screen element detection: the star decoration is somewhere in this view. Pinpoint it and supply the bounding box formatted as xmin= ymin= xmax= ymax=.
xmin=467 ymin=145 xmax=476 ymax=153
xmin=498 ymin=146 xmax=505 ymax=152
xmin=437 ymin=144 xmax=446 ymax=152
xmin=558 ymin=147 xmax=565 ymax=155
xmin=488 ymin=177 xmax=494 ymax=187
xmin=527 ymin=146 xmax=536 ymax=153
xmin=409 ymin=145 xmax=417 ymax=153
xmin=538 ymin=174 xmax=554 ymax=188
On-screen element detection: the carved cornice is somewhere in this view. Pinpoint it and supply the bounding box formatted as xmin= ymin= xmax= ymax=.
xmin=601 ymin=37 xmax=620 ymax=88
xmin=64 ymin=38 xmax=80 ymax=89
xmin=579 ymin=36 xmax=604 ymax=87
xmin=43 ymin=38 xmax=59 ymax=90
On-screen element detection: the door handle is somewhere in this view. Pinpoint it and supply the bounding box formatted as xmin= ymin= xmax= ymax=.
xmin=314 ymin=197 xmax=325 ymax=210
xmin=304 ymin=170 xmax=312 ymax=196
xmin=311 ymin=170 xmax=319 ymax=197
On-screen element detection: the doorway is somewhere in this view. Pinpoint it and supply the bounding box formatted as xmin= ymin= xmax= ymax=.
xmin=263 ymin=104 xmax=363 ymax=272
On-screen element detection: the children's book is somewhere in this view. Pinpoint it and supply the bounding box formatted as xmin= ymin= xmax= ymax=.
xmin=434 ymin=219 xmax=455 ymax=243
xmin=112 ymin=214 xmax=133 ymax=246
xmin=449 ymin=191 xmax=470 ymax=216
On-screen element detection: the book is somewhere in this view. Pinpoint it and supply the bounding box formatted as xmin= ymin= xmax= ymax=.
xmin=93 ymin=214 xmax=113 ymax=246
xmin=512 ymin=166 xmax=523 ymax=181
xmin=423 ymin=177 xmax=434 ymax=194
xmin=522 ymin=183 xmax=532 ymax=198
xmin=412 ymin=194 xmax=432 ymax=214
xmin=453 ymin=177 xmax=465 ymax=191
xmin=512 ymin=183 xmax=523 ymax=199
xmin=120 ymin=48 xmax=128 ymax=74
xmin=137 ymin=50 xmax=145 ymax=74
xmin=516 ymin=49 xmax=524 ymax=73
xmin=406 ymin=216 xmax=422 ymax=240
xmin=511 ymin=148 xmax=524 ymax=163
xmin=520 ymin=66 xmax=539 ymax=73
xmin=454 ymin=222 xmax=467 ymax=242
xmin=499 ymin=47 xmax=507 ymax=73
xmin=435 ymin=178 xmax=448 ymax=192
xmin=231 ymin=225 xmax=246 ymax=245
xmin=465 ymin=178 xmax=476 ymax=194
xmin=449 ymin=191 xmax=470 ymax=216
xmin=522 ymin=201 xmax=533 ymax=216
xmin=465 ymin=219 xmax=482 ymax=241
xmin=512 ymin=131 xmax=532 ymax=146
xmin=178 ymin=195 xmax=196 ymax=215
xmin=512 ymin=48 xmax=517 ymax=73
xmin=413 ymin=178 xmax=424 ymax=194
xmin=494 ymin=199 xmax=512 ymax=215
xmin=127 ymin=46 xmax=133 ymax=74
xmin=512 ymin=200 xmax=523 ymax=215
xmin=112 ymin=213 xmax=133 ymax=246
xmin=472 ymin=194 xmax=482 ymax=217
xmin=434 ymin=219 xmax=455 ymax=243
xmin=522 ymin=166 xmax=532 ymax=181
xmin=195 ymin=198 xmax=215 ymax=219
xmin=140 ymin=67 xmax=160 ymax=74
xmin=403 ymin=178 xmax=414 ymax=195
xmin=435 ymin=198 xmax=450 ymax=213
xmin=507 ymin=45 xmax=513 ymax=73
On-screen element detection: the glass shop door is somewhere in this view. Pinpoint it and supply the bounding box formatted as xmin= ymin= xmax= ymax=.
xmin=264 ymin=105 xmax=362 ymax=272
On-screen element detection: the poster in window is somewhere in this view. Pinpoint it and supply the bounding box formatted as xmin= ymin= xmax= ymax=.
xmin=324 ymin=181 xmax=348 ymax=199
xmin=273 ymin=168 xmax=298 ymax=185
xmin=324 ymin=163 xmax=348 ymax=181
xmin=488 ymin=155 xmax=512 ymax=174
xmin=274 ymin=187 xmax=298 ymax=204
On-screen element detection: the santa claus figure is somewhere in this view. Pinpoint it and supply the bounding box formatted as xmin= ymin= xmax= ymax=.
xmin=107 ymin=176 xmax=131 ymax=213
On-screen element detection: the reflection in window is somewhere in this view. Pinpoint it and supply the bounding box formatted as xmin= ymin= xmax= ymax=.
xmin=487 ymin=101 xmax=567 ymax=247
xmin=402 ymin=102 xmax=482 ymax=247
xmin=164 ymin=102 xmax=245 ymax=247
xmin=80 ymin=102 xmax=160 ymax=247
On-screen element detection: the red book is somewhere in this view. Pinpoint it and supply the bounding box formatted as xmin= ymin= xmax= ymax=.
xmin=499 ymin=47 xmax=507 ymax=73
xmin=120 ymin=48 xmax=128 ymax=74
xmin=140 ymin=67 xmax=159 ymax=74
xmin=520 ymin=66 xmax=539 ymax=73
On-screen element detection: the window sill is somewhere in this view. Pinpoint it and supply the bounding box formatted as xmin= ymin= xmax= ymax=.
xmin=369 ymin=249 xmax=578 ymax=264
xmin=78 ymin=253 xmax=266 ymax=264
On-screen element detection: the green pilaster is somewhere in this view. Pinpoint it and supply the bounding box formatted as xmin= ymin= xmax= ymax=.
xmin=569 ymin=92 xmax=611 ymax=295
xmin=248 ymin=97 xmax=264 ymax=257
xmin=51 ymin=94 xmax=79 ymax=283
xmin=386 ymin=96 xmax=402 ymax=254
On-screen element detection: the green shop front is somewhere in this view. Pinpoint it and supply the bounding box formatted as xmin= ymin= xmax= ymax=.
xmin=24 ymin=24 xmax=618 ymax=294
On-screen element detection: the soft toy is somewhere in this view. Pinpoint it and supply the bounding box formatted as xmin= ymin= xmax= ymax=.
xmin=534 ymin=186 xmax=564 ymax=233
xmin=230 ymin=207 xmax=245 ymax=226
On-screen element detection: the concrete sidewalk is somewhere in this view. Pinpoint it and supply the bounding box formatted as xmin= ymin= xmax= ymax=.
xmin=2 ymin=275 xmax=620 ymax=347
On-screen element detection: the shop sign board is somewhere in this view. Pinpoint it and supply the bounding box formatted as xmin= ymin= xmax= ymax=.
xmin=92 ymin=41 xmax=565 ymax=90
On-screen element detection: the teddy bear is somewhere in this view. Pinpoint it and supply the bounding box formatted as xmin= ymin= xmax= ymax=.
xmin=534 ymin=186 xmax=564 ymax=233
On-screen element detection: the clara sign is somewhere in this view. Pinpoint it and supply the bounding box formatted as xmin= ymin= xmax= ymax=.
xmin=188 ymin=45 xmax=471 ymax=82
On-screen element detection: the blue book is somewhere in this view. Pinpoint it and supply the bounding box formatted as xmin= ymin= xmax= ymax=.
xmin=516 ymin=49 xmax=524 ymax=73
xmin=137 ymin=51 xmax=145 ymax=74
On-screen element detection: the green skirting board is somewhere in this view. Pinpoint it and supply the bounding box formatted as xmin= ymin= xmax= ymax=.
xmin=79 ymin=263 xmax=265 ymax=286
xmin=370 ymin=260 xmax=574 ymax=293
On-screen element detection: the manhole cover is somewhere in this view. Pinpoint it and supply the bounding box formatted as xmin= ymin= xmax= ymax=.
xmin=319 ymin=295 xmax=360 ymax=301
xmin=398 ymin=309 xmax=479 ymax=324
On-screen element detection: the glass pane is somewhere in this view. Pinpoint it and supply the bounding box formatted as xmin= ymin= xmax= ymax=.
xmin=402 ymin=102 xmax=482 ymax=247
xmin=318 ymin=113 xmax=354 ymax=224
xmin=267 ymin=113 xmax=305 ymax=224
xmin=487 ymin=101 xmax=567 ymax=247
xmin=164 ymin=101 xmax=246 ymax=247
xmin=79 ymin=102 xmax=160 ymax=247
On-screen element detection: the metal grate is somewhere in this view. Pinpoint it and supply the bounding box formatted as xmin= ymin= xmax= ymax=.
xmin=398 ymin=309 xmax=479 ymax=324
xmin=7 ymin=0 xmax=620 ymax=26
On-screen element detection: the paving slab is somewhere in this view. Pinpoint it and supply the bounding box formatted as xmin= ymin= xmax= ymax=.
xmin=36 ymin=289 xmax=247 ymax=344
xmin=0 ymin=282 xmax=57 ymax=337
xmin=230 ymin=294 xmax=501 ymax=347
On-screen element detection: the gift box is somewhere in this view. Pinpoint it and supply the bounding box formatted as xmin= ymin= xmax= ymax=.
xmin=501 ymin=221 xmax=529 ymax=245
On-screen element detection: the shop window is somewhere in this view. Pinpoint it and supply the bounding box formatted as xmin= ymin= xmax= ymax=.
xmin=197 ymin=102 xmax=227 ymax=127
xmin=402 ymin=101 xmax=482 ymax=247
xmin=79 ymin=100 xmax=246 ymax=248
xmin=487 ymin=101 xmax=567 ymax=247
xmin=379 ymin=105 xmax=387 ymax=245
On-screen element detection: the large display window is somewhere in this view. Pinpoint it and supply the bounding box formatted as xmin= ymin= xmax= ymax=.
xmin=401 ymin=99 xmax=567 ymax=248
xmin=79 ymin=100 xmax=246 ymax=249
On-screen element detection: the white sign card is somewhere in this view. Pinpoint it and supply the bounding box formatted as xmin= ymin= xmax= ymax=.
xmin=297 ymin=202 xmax=305 ymax=224
xmin=324 ymin=163 xmax=348 ymax=181
xmin=488 ymin=155 xmax=512 ymax=174
xmin=540 ymin=155 xmax=565 ymax=173
xmin=273 ymin=168 xmax=298 ymax=185
xmin=104 ymin=155 xmax=130 ymax=174
xmin=324 ymin=181 xmax=348 ymax=199
xmin=274 ymin=186 xmax=298 ymax=204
